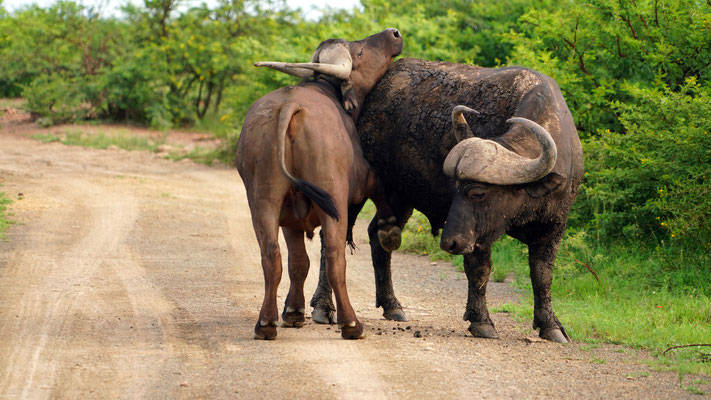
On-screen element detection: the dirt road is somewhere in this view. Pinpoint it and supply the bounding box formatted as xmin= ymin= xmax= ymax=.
xmin=0 ymin=122 xmax=705 ymax=399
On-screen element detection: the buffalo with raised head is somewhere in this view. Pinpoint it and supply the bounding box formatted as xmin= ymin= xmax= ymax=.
xmin=311 ymin=58 xmax=583 ymax=342
xmin=236 ymin=29 xmax=403 ymax=340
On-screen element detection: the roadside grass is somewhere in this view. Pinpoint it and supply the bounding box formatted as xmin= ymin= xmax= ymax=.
xmin=166 ymin=146 xmax=221 ymax=166
xmin=31 ymin=129 xmax=227 ymax=165
xmin=33 ymin=130 xmax=165 ymax=152
xmin=0 ymin=98 xmax=26 ymax=109
xmin=470 ymin=235 xmax=711 ymax=377
xmin=359 ymin=201 xmax=711 ymax=376
xmin=0 ymin=189 xmax=13 ymax=239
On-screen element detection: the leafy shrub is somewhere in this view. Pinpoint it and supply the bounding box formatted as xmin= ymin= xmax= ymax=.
xmin=575 ymin=78 xmax=711 ymax=247
xmin=507 ymin=0 xmax=711 ymax=137
xmin=22 ymin=74 xmax=90 ymax=126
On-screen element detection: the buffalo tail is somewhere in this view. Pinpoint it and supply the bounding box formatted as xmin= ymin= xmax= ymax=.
xmin=277 ymin=103 xmax=340 ymax=221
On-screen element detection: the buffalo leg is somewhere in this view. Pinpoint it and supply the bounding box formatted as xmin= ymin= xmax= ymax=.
xmin=320 ymin=210 xmax=364 ymax=339
xmin=281 ymin=227 xmax=309 ymax=328
xmin=462 ymin=247 xmax=498 ymax=339
xmin=368 ymin=204 xmax=412 ymax=322
xmin=368 ymin=174 xmax=401 ymax=252
xmin=528 ymin=227 xmax=569 ymax=343
xmin=311 ymin=201 xmax=367 ymax=324
xmin=251 ymin=211 xmax=283 ymax=340
xmin=310 ymin=230 xmax=337 ymax=324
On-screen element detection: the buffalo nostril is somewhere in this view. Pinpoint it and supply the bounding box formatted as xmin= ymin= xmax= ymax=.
xmin=448 ymin=240 xmax=459 ymax=253
xmin=393 ymin=30 xmax=400 ymax=38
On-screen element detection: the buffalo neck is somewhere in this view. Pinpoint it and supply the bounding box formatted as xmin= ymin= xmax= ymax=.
xmin=302 ymin=77 xmax=360 ymax=122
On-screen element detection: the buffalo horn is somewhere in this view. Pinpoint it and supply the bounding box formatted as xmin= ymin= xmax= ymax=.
xmin=254 ymin=43 xmax=352 ymax=80
xmin=451 ymin=105 xmax=479 ymax=142
xmin=443 ymin=111 xmax=557 ymax=185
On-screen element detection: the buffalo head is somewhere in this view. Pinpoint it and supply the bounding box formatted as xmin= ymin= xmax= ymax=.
xmin=255 ymin=28 xmax=402 ymax=115
xmin=440 ymin=106 xmax=565 ymax=254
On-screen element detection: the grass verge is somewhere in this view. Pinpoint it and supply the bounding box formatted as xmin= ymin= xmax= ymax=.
xmin=32 ymin=130 xmax=227 ymax=165
xmin=33 ymin=130 xmax=165 ymax=152
xmin=0 ymin=189 xmax=13 ymax=240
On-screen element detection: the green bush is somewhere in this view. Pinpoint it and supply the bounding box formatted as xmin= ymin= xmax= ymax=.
xmin=22 ymin=74 xmax=90 ymax=126
xmin=507 ymin=0 xmax=711 ymax=137
xmin=576 ymin=78 xmax=711 ymax=247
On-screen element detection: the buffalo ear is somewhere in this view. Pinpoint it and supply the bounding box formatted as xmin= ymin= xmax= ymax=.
xmin=524 ymin=172 xmax=565 ymax=198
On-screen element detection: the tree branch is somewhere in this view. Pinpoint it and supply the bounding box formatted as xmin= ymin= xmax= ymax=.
xmin=663 ymin=344 xmax=711 ymax=355
xmin=563 ymin=250 xmax=601 ymax=287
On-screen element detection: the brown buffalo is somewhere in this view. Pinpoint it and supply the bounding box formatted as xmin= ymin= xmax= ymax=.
xmin=236 ymin=29 xmax=403 ymax=340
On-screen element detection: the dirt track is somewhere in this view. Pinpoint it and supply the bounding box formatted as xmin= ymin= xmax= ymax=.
xmin=0 ymin=120 xmax=707 ymax=399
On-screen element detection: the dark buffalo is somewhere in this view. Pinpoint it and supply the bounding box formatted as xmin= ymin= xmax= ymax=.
xmin=236 ymin=29 xmax=403 ymax=340
xmin=312 ymin=58 xmax=583 ymax=343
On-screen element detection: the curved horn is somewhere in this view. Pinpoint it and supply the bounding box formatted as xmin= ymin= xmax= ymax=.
xmin=506 ymin=117 xmax=557 ymax=182
xmin=255 ymin=43 xmax=352 ymax=80
xmin=443 ymin=111 xmax=557 ymax=185
xmin=451 ymin=105 xmax=479 ymax=142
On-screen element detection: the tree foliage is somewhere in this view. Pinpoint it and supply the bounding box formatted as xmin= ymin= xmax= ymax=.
xmin=505 ymin=0 xmax=711 ymax=246
xmin=1 ymin=0 xmax=709 ymax=250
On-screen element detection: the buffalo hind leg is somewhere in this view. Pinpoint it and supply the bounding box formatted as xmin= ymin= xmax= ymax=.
xmin=311 ymin=202 xmax=365 ymax=324
xmin=281 ymin=227 xmax=309 ymax=328
xmin=369 ymin=204 xmax=413 ymax=322
xmin=528 ymin=227 xmax=569 ymax=343
xmin=311 ymin=200 xmax=408 ymax=324
xmin=252 ymin=212 xmax=282 ymax=340
xmin=463 ymin=247 xmax=498 ymax=339
xmin=321 ymin=212 xmax=364 ymax=339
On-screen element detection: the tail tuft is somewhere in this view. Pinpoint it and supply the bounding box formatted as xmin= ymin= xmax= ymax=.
xmin=292 ymin=179 xmax=340 ymax=221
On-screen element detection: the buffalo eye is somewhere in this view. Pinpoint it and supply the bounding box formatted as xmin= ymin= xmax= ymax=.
xmin=358 ymin=49 xmax=363 ymax=57
xmin=463 ymin=183 xmax=488 ymax=201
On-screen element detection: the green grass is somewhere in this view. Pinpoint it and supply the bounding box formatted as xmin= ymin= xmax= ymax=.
xmin=166 ymin=146 xmax=221 ymax=166
xmin=491 ymin=234 xmax=711 ymax=376
xmin=0 ymin=98 xmax=25 ymax=109
xmin=0 ymin=189 xmax=13 ymax=240
xmin=358 ymin=203 xmax=711 ymax=376
xmin=33 ymin=133 xmax=61 ymax=143
xmin=63 ymin=130 xmax=164 ymax=151
xmin=33 ymin=130 xmax=165 ymax=152
xmin=31 ymin=129 xmax=229 ymax=166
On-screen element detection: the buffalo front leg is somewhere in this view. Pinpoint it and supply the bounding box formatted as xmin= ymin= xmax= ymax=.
xmin=367 ymin=205 xmax=412 ymax=322
xmin=367 ymin=174 xmax=402 ymax=252
xmin=463 ymin=247 xmax=498 ymax=339
xmin=528 ymin=228 xmax=569 ymax=343
xmin=321 ymin=216 xmax=364 ymax=340
xmin=281 ymin=227 xmax=309 ymax=328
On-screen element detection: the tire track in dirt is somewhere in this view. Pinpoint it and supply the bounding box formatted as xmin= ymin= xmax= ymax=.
xmin=0 ymin=177 xmax=140 ymax=398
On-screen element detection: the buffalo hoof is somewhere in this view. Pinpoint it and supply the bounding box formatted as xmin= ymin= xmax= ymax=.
xmin=281 ymin=308 xmax=305 ymax=328
xmin=468 ymin=322 xmax=499 ymax=339
xmin=383 ymin=307 xmax=409 ymax=322
xmin=377 ymin=217 xmax=401 ymax=252
xmin=312 ymin=307 xmax=336 ymax=325
xmin=340 ymin=320 xmax=365 ymax=340
xmin=540 ymin=328 xmax=569 ymax=343
xmin=254 ymin=320 xmax=278 ymax=340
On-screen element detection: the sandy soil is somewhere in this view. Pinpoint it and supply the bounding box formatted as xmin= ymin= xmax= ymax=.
xmin=1 ymin=114 xmax=708 ymax=399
